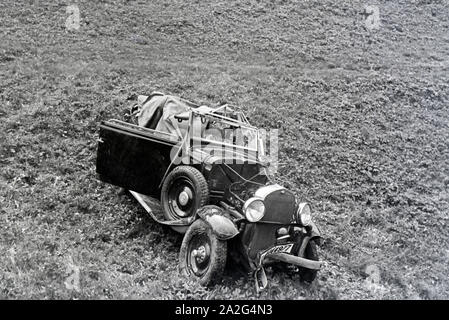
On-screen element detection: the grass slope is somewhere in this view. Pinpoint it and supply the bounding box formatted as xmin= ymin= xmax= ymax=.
xmin=0 ymin=0 xmax=448 ymax=299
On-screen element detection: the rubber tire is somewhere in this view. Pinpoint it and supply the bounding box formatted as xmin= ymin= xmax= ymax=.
xmin=179 ymin=219 xmax=227 ymax=286
xmin=161 ymin=166 xmax=209 ymax=221
xmin=298 ymin=240 xmax=319 ymax=283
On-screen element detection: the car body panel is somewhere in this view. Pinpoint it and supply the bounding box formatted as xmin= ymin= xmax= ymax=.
xmin=96 ymin=120 xmax=176 ymax=196
xmin=197 ymin=205 xmax=239 ymax=240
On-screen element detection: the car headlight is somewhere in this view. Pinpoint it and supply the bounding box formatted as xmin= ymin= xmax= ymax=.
xmin=243 ymin=197 xmax=265 ymax=222
xmin=296 ymin=203 xmax=312 ymax=226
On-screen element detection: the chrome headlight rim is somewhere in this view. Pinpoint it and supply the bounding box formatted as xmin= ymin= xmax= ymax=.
xmin=243 ymin=197 xmax=266 ymax=222
xmin=297 ymin=202 xmax=312 ymax=226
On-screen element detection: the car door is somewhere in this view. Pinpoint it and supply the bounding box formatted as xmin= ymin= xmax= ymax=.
xmin=96 ymin=120 xmax=179 ymax=196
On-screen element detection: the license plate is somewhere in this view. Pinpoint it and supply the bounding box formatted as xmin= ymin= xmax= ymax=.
xmin=260 ymin=243 xmax=294 ymax=262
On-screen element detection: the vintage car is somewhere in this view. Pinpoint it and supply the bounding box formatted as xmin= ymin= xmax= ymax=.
xmin=96 ymin=92 xmax=323 ymax=291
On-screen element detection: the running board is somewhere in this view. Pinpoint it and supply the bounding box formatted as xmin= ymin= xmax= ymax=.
xmin=129 ymin=191 xmax=194 ymax=226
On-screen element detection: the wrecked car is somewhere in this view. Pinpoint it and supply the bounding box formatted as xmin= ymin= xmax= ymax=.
xmin=96 ymin=92 xmax=323 ymax=291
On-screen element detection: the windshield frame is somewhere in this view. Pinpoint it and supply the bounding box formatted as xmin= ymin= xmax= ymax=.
xmin=187 ymin=108 xmax=264 ymax=158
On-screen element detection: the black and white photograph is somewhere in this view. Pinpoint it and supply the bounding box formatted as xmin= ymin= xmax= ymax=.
xmin=0 ymin=0 xmax=448 ymax=306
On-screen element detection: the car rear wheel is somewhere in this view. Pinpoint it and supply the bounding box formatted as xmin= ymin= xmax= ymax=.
xmin=161 ymin=166 xmax=209 ymax=222
xmin=179 ymin=219 xmax=227 ymax=286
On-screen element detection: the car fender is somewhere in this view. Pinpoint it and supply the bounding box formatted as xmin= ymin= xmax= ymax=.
xmin=196 ymin=205 xmax=239 ymax=240
xmin=297 ymin=221 xmax=322 ymax=257
xmin=309 ymin=221 xmax=321 ymax=239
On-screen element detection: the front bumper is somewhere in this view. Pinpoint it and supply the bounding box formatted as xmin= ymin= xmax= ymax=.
xmin=264 ymin=252 xmax=323 ymax=270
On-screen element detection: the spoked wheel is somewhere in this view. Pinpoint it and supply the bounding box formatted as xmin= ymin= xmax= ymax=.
xmin=179 ymin=219 xmax=227 ymax=286
xmin=161 ymin=166 xmax=209 ymax=224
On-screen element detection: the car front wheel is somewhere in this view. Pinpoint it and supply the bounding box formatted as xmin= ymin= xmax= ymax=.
xmin=297 ymin=239 xmax=319 ymax=283
xmin=179 ymin=219 xmax=227 ymax=286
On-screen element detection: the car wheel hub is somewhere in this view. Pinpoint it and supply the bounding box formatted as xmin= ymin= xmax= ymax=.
xmin=168 ymin=182 xmax=194 ymax=218
xmin=192 ymin=245 xmax=209 ymax=263
xmin=178 ymin=189 xmax=191 ymax=206
xmin=188 ymin=237 xmax=211 ymax=276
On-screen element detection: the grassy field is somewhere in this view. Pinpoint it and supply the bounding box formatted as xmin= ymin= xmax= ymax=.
xmin=1 ymin=0 xmax=448 ymax=299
